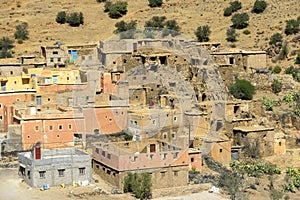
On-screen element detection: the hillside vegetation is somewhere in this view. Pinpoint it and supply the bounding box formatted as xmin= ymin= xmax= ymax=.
xmin=0 ymin=0 xmax=299 ymax=67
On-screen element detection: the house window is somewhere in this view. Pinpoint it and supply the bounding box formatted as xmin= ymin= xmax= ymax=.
xmin=10 ymin=71 xmax=13 ymax=75
xmin=57 ymin=134 xmax=60 ymax=138
xmin=279 ymin=141 xmax=282 ymax=146
xmin=152 ymin=119 xmax=156 ymax=125
xmin=27 ymin=135 xmax=30 ymax=139
xmin=173 ymin=116 xmax=177 ymax=122
xmin=35 ymin=126 xmax=39 ymax=131
xmin=39 ymin=171 xmax=46 ymax=179
xmin=0 ymin=104 xmax=1 ymax=108
xmin=79 ymin=167 xmax=85 ymax=175
xmin=57 ymin=58 xmax=61 ymax=62
xmin=68 ymin=124 xmax=72 ymax=130
xmin=53 ymin=51 xmax=58 ymax=55
xmin=67 ymin=77 xmax=70 ymax=81
xmin=172 ymin=133 xmax=176 ymax=139
xmin=48 ymin=98 xmax=50 ymax=101
xmin=174 ymin=171 xmax=178 ymax=176
xmin=161 ymin=153 xmax=167 ymax=160
xmin=102 ymin=151 xmax=105 ymax=157
xmin=27 ymin=170 xmax=31 ymax=179
xmin=95 ymin=148 xmax=99 ymax=154
xmin=49 ymin=125 xmax=53 ymax=131
xmin=191 ymin=157 xmax=195 ymax=162
xmin=50 ymin=58 xmax=54 ymax=62
xmin=107 ymin=153 xmax=111 ymax=159
xmin=96 ymin=165 xmax=99 ymax=169
xmin=219 ymin=149 xmax=223 ymax=153
xmin=160 ymin=172 xmax=165 ymax=177
xmin=58 ymin=169 xmax=65 ymax=177
xmin=131 ymin=156 xmax=137 ymax=162
xmin=148 ymin=154 xmax=154 ymax=160
xmin=58 ymin=125 xmax=63 ymax=130
xmin=173 ymin=152 xmax=178 ymax=159
xmin=0 ymin=116 xmax=2 ymax=120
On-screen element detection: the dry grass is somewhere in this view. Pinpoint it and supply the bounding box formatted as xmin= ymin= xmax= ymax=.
xmin=0 ymin=0 xmax=299 ymax=63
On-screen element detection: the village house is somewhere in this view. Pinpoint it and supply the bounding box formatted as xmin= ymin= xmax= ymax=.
xmin=92 ymin=139 xmax=200 ymax=190
xmin=232 ymin=126 xmax=286 ymax=157
xmin=41 ymin=44 xmax=98 ymax=67
xmin=18 ymin=146 xmax=91 ymax=188
xmin=12 ymin=104 xmax=86 ymax=150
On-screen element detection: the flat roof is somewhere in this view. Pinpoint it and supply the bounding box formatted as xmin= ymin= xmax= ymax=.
xmin=233 ymin=126 xmax=274 ymax=132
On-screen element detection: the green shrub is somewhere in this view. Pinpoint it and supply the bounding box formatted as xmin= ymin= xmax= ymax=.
xmin=195 ymin=25 xmax=211 ymax=42
xmin=243 ymin=29 xmax=251 ymax=35
xmin=66 ymin=12 xmax=84 ymax=27
xmin=148 ymin=0 xmax=163 ymax=7
xmin=262 ymin=97 xmax=281 ymax=111
xmin=163 ymin=19 xmax=181 ymax=36
xmin=229 ymin=79 xmax=255 ymax=100
xmin=14 ymin=22 xmax=29 ymax=40
xmin=105 ymin=1 xmax=128 ymax=19
xmin=295 ymin=52 xmax=300 ymax=64
xmin=17 ymin=39 xmax=23 ymax=44
xmin=231 ymin=13 xmax=249 ymax=29
xmin=223 ymin=7 xmax=233 ymax=16
xmin=104 ymin=2 xmax=112 ymax=12
xmin=114 ymin=20 xmax=137 ymax=39
xmin=271 ymin=79 xmax=282 ymax=94
xmin=56 ymin=11 xmax=67 ymax=24
xmin=230 ymin=1 xmax=242 ymax=12
xmin=285 ymin=67 xmax=300 ymax=82
xmin=269 ymin=33 xmax=283 ymax=45
xmin=273 ymin=65 xmax=282 ymax=74
xmin=0 ymin=37 xmax=14 ymax=58
xmin=124 ymin=173 xmax=152 ymax=200
xmin=253 ymin=0 xmax=267 ymax=14
xmin=285 ymin=19 xmax=300 ymax=35
xmin=278 ymin=44 xmax=288 ymax=60
xmin=226 ymin=27 xmax=238 ymax=42
xmin=144 ymin=16 xmax=166 ymax=28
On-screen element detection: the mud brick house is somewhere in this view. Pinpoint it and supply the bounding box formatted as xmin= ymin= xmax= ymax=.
xmin=18 ymin=147 xmax=91 ymax=188
xmin=41 ymin=44 xmax=98 ymax=67
xmin=92 ymin=139 xmax=195 ymax=190
xmin=232 ymin=126 xmax=286 ymax=157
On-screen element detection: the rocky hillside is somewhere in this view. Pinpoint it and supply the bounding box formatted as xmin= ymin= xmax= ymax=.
xmin=0 ymin=0 xmax=299 ymax=67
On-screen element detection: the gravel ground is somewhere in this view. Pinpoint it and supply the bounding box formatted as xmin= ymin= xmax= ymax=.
xmin=153 ymin=191 xmax=227 ymax=200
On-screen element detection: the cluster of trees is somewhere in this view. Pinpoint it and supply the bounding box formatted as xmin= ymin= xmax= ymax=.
xmin=104 ymin=1 xmax=128 ymax=19
xmin=0 ymin=21 xmax=30 ymax=58
xmin=114 ymin=16 xmax=181 ymax=38
xmin=56 ymin=11 xmax=84 ymax=27
xmin=223 ymin=1 xmax=242 ymax=17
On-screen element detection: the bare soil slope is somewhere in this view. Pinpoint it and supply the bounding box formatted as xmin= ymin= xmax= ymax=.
xmin=0 ymin=0 xmax=299 ymax=63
